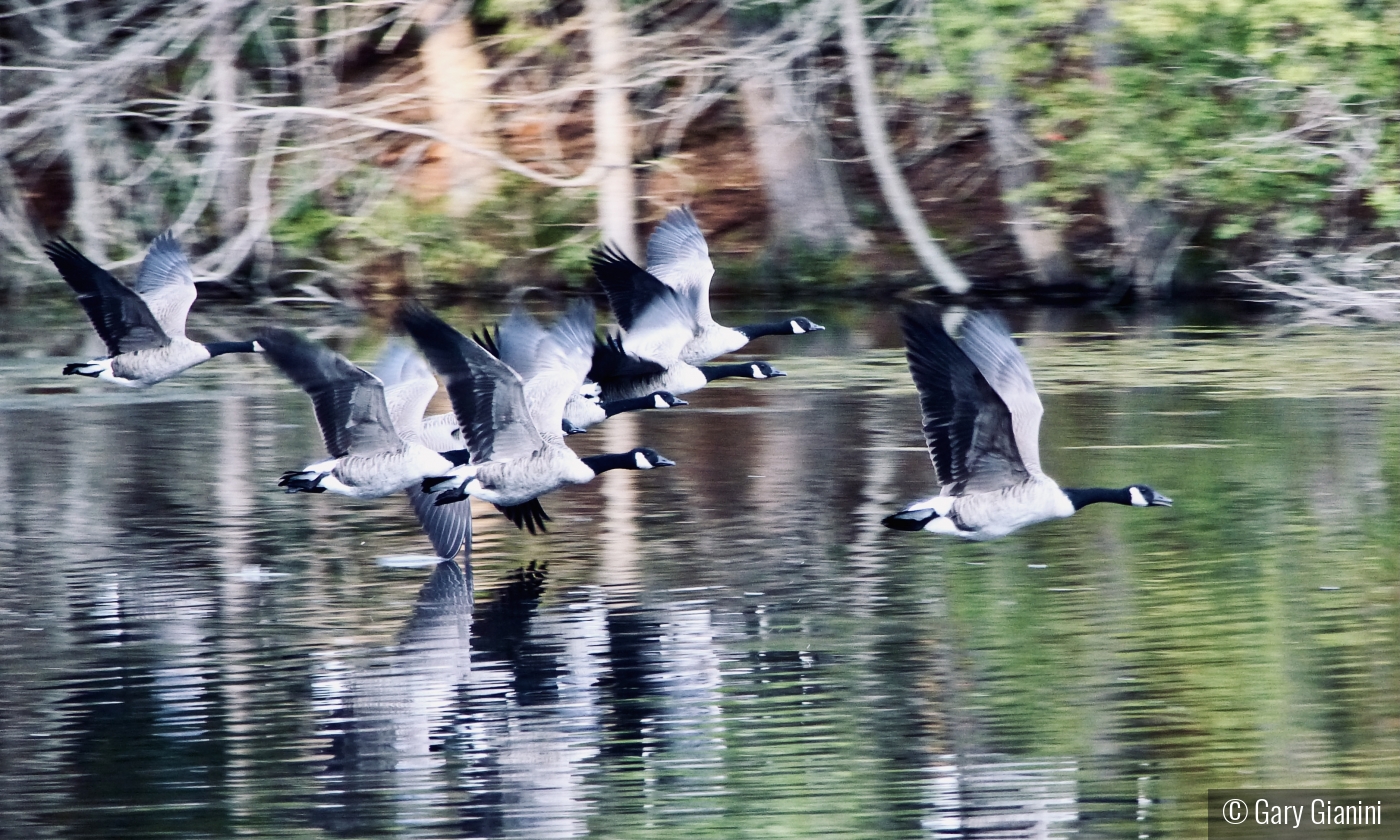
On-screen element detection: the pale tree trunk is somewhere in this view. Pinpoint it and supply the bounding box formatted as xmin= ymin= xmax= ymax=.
xmin=980 ymin=81 xmax=1074 ymax=285
xmin=208 ymin=1 xmax=245 ymax=241
xmin=737 ymin=65 xmax=862 ymax=253
xmin=588 ymin=0 xmax=638 ymax=260
xmin=418 ymin=1 xmax=497 ymax=217
xmin=54 ymin=7 xmax=106 ymax=255
xmin=838 ymin=0 xmax=968 ymax=293
xmin=1088 ymin=2 xmax=1191 ymax=298
xmin=62 ymin=115 xmax=106 ymax=257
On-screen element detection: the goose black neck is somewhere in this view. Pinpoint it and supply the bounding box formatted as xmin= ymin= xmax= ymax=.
xmin=701 ymin=362 xmax=755 ymax=382
xmin=602 ymin=394 xmax=660 ymax=417
xmin=580 ymin=452 xmax=639 ymax=474
xmin=1063 ymin=487 xmax=1132 ymax=510
xmin=204 ymin=340 xmax=259 ymax=357
xmin=736 ymin=320 xmax=793 ymax=340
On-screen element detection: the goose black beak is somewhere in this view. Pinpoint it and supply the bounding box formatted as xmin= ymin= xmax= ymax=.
xmin=810 ymin=322 xmax=826 ymax=331
xmin=654 ymin=455 xmax=676 ymax=467
xmin=1150 ymin=494 xmax=1172 ymax=507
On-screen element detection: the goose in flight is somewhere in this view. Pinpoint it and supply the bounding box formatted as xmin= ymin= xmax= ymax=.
xmin=643 ymin=206 xmax=823 ymax=364
xmin=45 ymin=233 xmax=260 ymax=387
xmin=471 ymin=307 xmax=688 ymax=433
xmin=258 ymin=328 xmax=467 ymax=502
xmin=373 ymin=341 xmax=473 ymax=559
xmin=397 ymin=301 xmax=675 ymax=531
xmin=587 ymin=244 xmax=786 ymax=402
xmin=883 ymin=307 xmax=1171 ymax=539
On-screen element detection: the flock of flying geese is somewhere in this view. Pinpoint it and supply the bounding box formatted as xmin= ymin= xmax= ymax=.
xmin=44 ymin=206 xmax=1172 ymax=561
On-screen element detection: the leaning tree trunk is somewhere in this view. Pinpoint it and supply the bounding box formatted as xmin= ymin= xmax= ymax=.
xmin=838 ymin=0 xmax=968 ymax=293
xmin=737 ymin=62 xmax=862 ymax=253
xmin=1088 ymin=1 xmax=1191 ymax=298
xmin=979 ymin=77 xmax=1075 ymax=285
xmin=418 ymin=2 xmax=497 ymax=217
xmin=588 ymin=0 xmax=639 ymax=260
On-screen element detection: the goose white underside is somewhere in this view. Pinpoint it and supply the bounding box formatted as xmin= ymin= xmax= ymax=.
xmin=295 ymin=448 xmax=455 ymax=499
xmin=71 ymin=358 xmax=144 ymax=388
xmin=899 ymin=482 xmax=1077 ymax=541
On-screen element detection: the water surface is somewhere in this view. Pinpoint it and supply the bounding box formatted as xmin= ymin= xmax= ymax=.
xmin=1 ymin=302 xmax=1398 ymax=838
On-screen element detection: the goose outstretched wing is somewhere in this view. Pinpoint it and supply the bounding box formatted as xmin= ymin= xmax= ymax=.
xmin=495 ymin=306 xmax=551 ymax=382
xmin=45 ymin=238 xmax=169 ymax=354
xmin=406 ymin=484 xmax=472 ymax=559
xmin=397 ymin=302 xmax=543 ymax=465
xmin=376 ymin=340 xmax=450 ymax=448
xmin=256 ymin=328 xmax=402 ymax=458
xmin=131 ymin=231 xmax=197 ymax=338
xmin=523 ymin=299 xmax=595 ymax=434
xmin=900 ymin=306 xmax=1030 ymax=494
xmin=591 ymin=244 xmax=698 ymax=367
xmin=954 ymin=312 xmax=1046 ymax=478
xmin=646 ymin=206 xmax=715 ymax=325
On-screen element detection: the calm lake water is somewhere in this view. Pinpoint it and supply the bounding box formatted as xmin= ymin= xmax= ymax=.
xmin=1 ymin=299 xmax=1398 ymax=839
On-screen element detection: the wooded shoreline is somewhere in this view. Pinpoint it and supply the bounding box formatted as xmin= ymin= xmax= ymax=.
xmin=3 ymin=0 xmax=1397 ymax=306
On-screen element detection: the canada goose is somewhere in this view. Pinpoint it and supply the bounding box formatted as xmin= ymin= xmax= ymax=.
xmin=471 ymin=311 xmax=688 ymax=432
xmin=397 ymin=301 xmax=676 ymax=525
xmin=45 ymin=233 xmax=261 ymax=387
xmin=470 ymin=305 xmax=688 ymax=434
xmin=258 ymin=327 xmax=467 ymax=502
xmin=882 ymin=308 xmax=1171 ymax=539
xmin=642 ymin=206 xmax=824 ymax=364
xmin=588 ymin=244 xmax=786 ymax=401
xmin=373 ymin=341 xmax=473 ymax=560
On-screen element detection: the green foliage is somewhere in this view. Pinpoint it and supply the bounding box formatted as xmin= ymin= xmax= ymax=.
xmin=907 ymin=0 xmax=1400 ymax=249
xmin=270 ymin=171 xmax=597 ymax=289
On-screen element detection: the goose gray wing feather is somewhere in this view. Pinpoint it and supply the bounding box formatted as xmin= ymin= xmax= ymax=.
xmin=384 ymin=376 xmax=440 ymax=444
xmin=646 ymin=206 xmax=715 ymax=325
xmin=256 ymin=328 xmax=401 ymax=458
xmin=397 ymin=302 xmax=544 ymax=465
xmin=522 ymin=298 xmax=596 ymax=434
xmin=406 ymin=485 xmax=471 ymax=559
xmin=955 ymin=312 xmax=1046 ymax=478
xmin=496 ymin=306 xmax=551 ymax=383
xmin=418 ymin=412 xmax=463 ymax=452
xmin=132 ymin=231 xmax=197 ymax=338
xmin=45 ymin=238 xmax=169 ymax=354
xmin=900 ymin=306 xmax=1030 ymax=494
xmin=374 ymin=339 xmax=435 ymax=387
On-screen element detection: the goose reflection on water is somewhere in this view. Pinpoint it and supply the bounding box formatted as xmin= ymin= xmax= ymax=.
xmin=313 ymin=557 xmax=475 ymax=833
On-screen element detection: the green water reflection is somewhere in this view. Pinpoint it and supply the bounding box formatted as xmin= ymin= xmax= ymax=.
xmin=0 ymin=307 xmax=1397 ymax=839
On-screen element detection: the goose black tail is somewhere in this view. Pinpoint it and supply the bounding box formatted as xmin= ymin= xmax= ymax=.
xmin=495 ymin=499 xmax=551 ymax=534
xmin=882 ymin=510 xmax=937 ymax=531
xmin=63 ymin=362 xmax=100 ymax=377
xmin=279 ymin=470 xmax=327 ymax=493
xmin=433 ymin=485 xmax=470 ymax=506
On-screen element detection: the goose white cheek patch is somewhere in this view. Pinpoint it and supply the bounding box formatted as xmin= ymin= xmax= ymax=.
xmin=1129 ymin=486 xmax=1147 ymax=507
xmin=790 ymin=320 xmax=805 ymax=334
xmin=634 ymin=451 xmax=652 ymax=470
xmin=750 ymin=365 xmax=766 ymax=379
